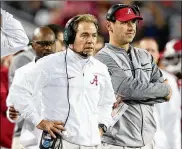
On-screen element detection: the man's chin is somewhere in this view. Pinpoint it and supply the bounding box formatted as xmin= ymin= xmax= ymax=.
xmin=83 ymin=50 xmax=94 ymax=56
xmin=43 ymin=52 xmax=53 ymax=56
xmin=126 ymin=38 xmax=134 ymax=43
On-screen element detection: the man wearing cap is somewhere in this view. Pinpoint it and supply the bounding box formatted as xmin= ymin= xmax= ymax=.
xmin=95 ymin=4 xmax=172 ymax=149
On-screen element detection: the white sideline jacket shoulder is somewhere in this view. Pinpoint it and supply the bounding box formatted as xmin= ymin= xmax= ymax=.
xmin=7 ymin=50 xmax=115 ymax=146
xmin=1 ymin=9 xmax=29 ymax=57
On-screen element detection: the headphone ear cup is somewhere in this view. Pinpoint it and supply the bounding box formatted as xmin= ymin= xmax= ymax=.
xmin=63 ymin=29 xmax=69 ymax=46
xmin=68 ymin=27 xmax=76 ymax=44
xmin=63 ymin=16 xmax=79 ymax=46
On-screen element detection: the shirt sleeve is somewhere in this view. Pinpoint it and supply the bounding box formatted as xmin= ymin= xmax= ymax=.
xmin=1 ymin=9 xmax=29 ymax=57
xmin=6 ymin=65 xmax=49 ymax=126
xmin=97 ymin=65 xmax=116 ymax=128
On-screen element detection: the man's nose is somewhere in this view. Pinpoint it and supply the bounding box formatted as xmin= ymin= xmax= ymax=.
xmin=127 ymin=21 xmax=135 ymax=27
xmin=44 ymin=44 xmax=52 ymax=50
xmin=87 ymin=36 xmax=94 ymax=43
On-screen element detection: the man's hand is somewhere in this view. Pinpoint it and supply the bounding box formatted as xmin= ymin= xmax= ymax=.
xmin=99 ymin=127 xmax=104 ymax=137
xmin=36 ymin=120 xmax=65 ymax=138
xmin=164 ymin=79 xmax=172 ymax=101
xmin=113 ymin=95 xmax=124 ymax=109
xmin=9 ymin=106 xmax=20 ymax=121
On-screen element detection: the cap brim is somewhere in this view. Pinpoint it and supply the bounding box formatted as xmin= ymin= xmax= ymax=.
xmin=117 ymin=16 xmax=143 ymax=22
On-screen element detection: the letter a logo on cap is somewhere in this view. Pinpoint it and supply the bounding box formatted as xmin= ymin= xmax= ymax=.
xmin=126 ymin=8 xmax=132 ymax=14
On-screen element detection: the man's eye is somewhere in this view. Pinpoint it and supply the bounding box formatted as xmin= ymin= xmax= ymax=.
xmin=81 ymin=34 xmax=88 ymax=37
xmin=132 ymin=19 xmax=137 ymax=23
xmin=121 ymin=21 xmax=127 ymax=24
xmin=93 ymin=34 xmax=97 ymax=38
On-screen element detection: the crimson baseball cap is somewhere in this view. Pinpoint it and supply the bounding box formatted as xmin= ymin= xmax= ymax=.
xmin=115 ymin=7 xmax=143 ymax=22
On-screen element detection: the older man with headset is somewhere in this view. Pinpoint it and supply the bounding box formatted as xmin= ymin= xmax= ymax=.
xmin=7 ymin=14 xmax=115 ymax=149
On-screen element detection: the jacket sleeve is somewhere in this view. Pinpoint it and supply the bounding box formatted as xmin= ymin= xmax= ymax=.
xmin=6 ymin=66 xmax=48 ymax=127
xmin=95 ymin=53 xmax=170 ymax=102
xmin=1 ymin=9 xmax=29 ymax=57
xmin=97 ymin=65 xmax=116 ymax=128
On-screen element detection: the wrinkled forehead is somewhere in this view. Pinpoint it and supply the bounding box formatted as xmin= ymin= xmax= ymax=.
xmin=76 ymin=22 xmax=97 ymax=34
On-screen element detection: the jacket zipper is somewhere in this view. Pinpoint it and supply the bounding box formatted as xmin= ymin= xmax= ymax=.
xmin=124 ymin=47 xmax=145 ymax=145
xmin=139 ymin=104 xmax=145 ymax=146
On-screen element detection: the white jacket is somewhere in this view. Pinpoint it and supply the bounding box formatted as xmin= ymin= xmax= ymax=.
xmin=7 ymin=60 xmax=42 ymax=149
xmin=1 ymin=9 xmax=29 ymax=57
xmin=154 ymin=70 xmax=181 ymax=149
xmin=7 ymin=49 xmax=115 ymax=146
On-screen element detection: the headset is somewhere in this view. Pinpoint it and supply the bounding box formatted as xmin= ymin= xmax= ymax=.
xmin=106 ymin=4 xmax=141 ymax=22
xmin=63 ymin=16 xmax=79 ymax=46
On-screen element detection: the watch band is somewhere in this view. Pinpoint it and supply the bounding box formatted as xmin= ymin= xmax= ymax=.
xmin=98 ymin=124 xmax=107 ymax=133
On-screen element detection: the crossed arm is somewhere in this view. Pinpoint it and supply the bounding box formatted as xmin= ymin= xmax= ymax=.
xmin=95 ymin=53 xmax=172 ymax=105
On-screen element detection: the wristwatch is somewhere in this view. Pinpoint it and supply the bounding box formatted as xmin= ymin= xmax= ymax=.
xmin=98 ymin=124 xmax=107 ymax=133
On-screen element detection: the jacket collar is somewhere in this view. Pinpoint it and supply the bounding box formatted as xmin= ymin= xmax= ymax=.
xmin=105 ymin=43 xmax=133 ymax=53
xmin=66 ymin=47 xmax=92 ymax=63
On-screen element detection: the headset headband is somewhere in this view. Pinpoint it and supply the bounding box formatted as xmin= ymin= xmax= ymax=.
xmin=106 ymin=4 xmax=140 ymax=22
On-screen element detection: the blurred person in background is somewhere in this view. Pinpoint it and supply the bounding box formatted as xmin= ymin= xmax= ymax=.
xmin=160 ymin=39 xmax=182 ymax=137
xmin=140 ymin=37 xmax=181 ymax=149
xmin=7 ymin=26 xmax=57 ymax=149
xmin=161 ymin=40 xmax=182 ymax=109
xmin=160 ymin=39 xmax=182 ymax=81
xmin=9 ymin=24 xmax=66 ymax=86
xmin=1 ymin=9 xmax=29 ymax=58
xmin=46 ymin=24 xmax=65 ymax=52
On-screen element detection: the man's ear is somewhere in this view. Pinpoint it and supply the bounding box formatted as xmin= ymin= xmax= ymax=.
xmin=31 ymin=42 xmax=35 ymax=49
xmin=106 ymin=21 xmax=113 ymax=32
